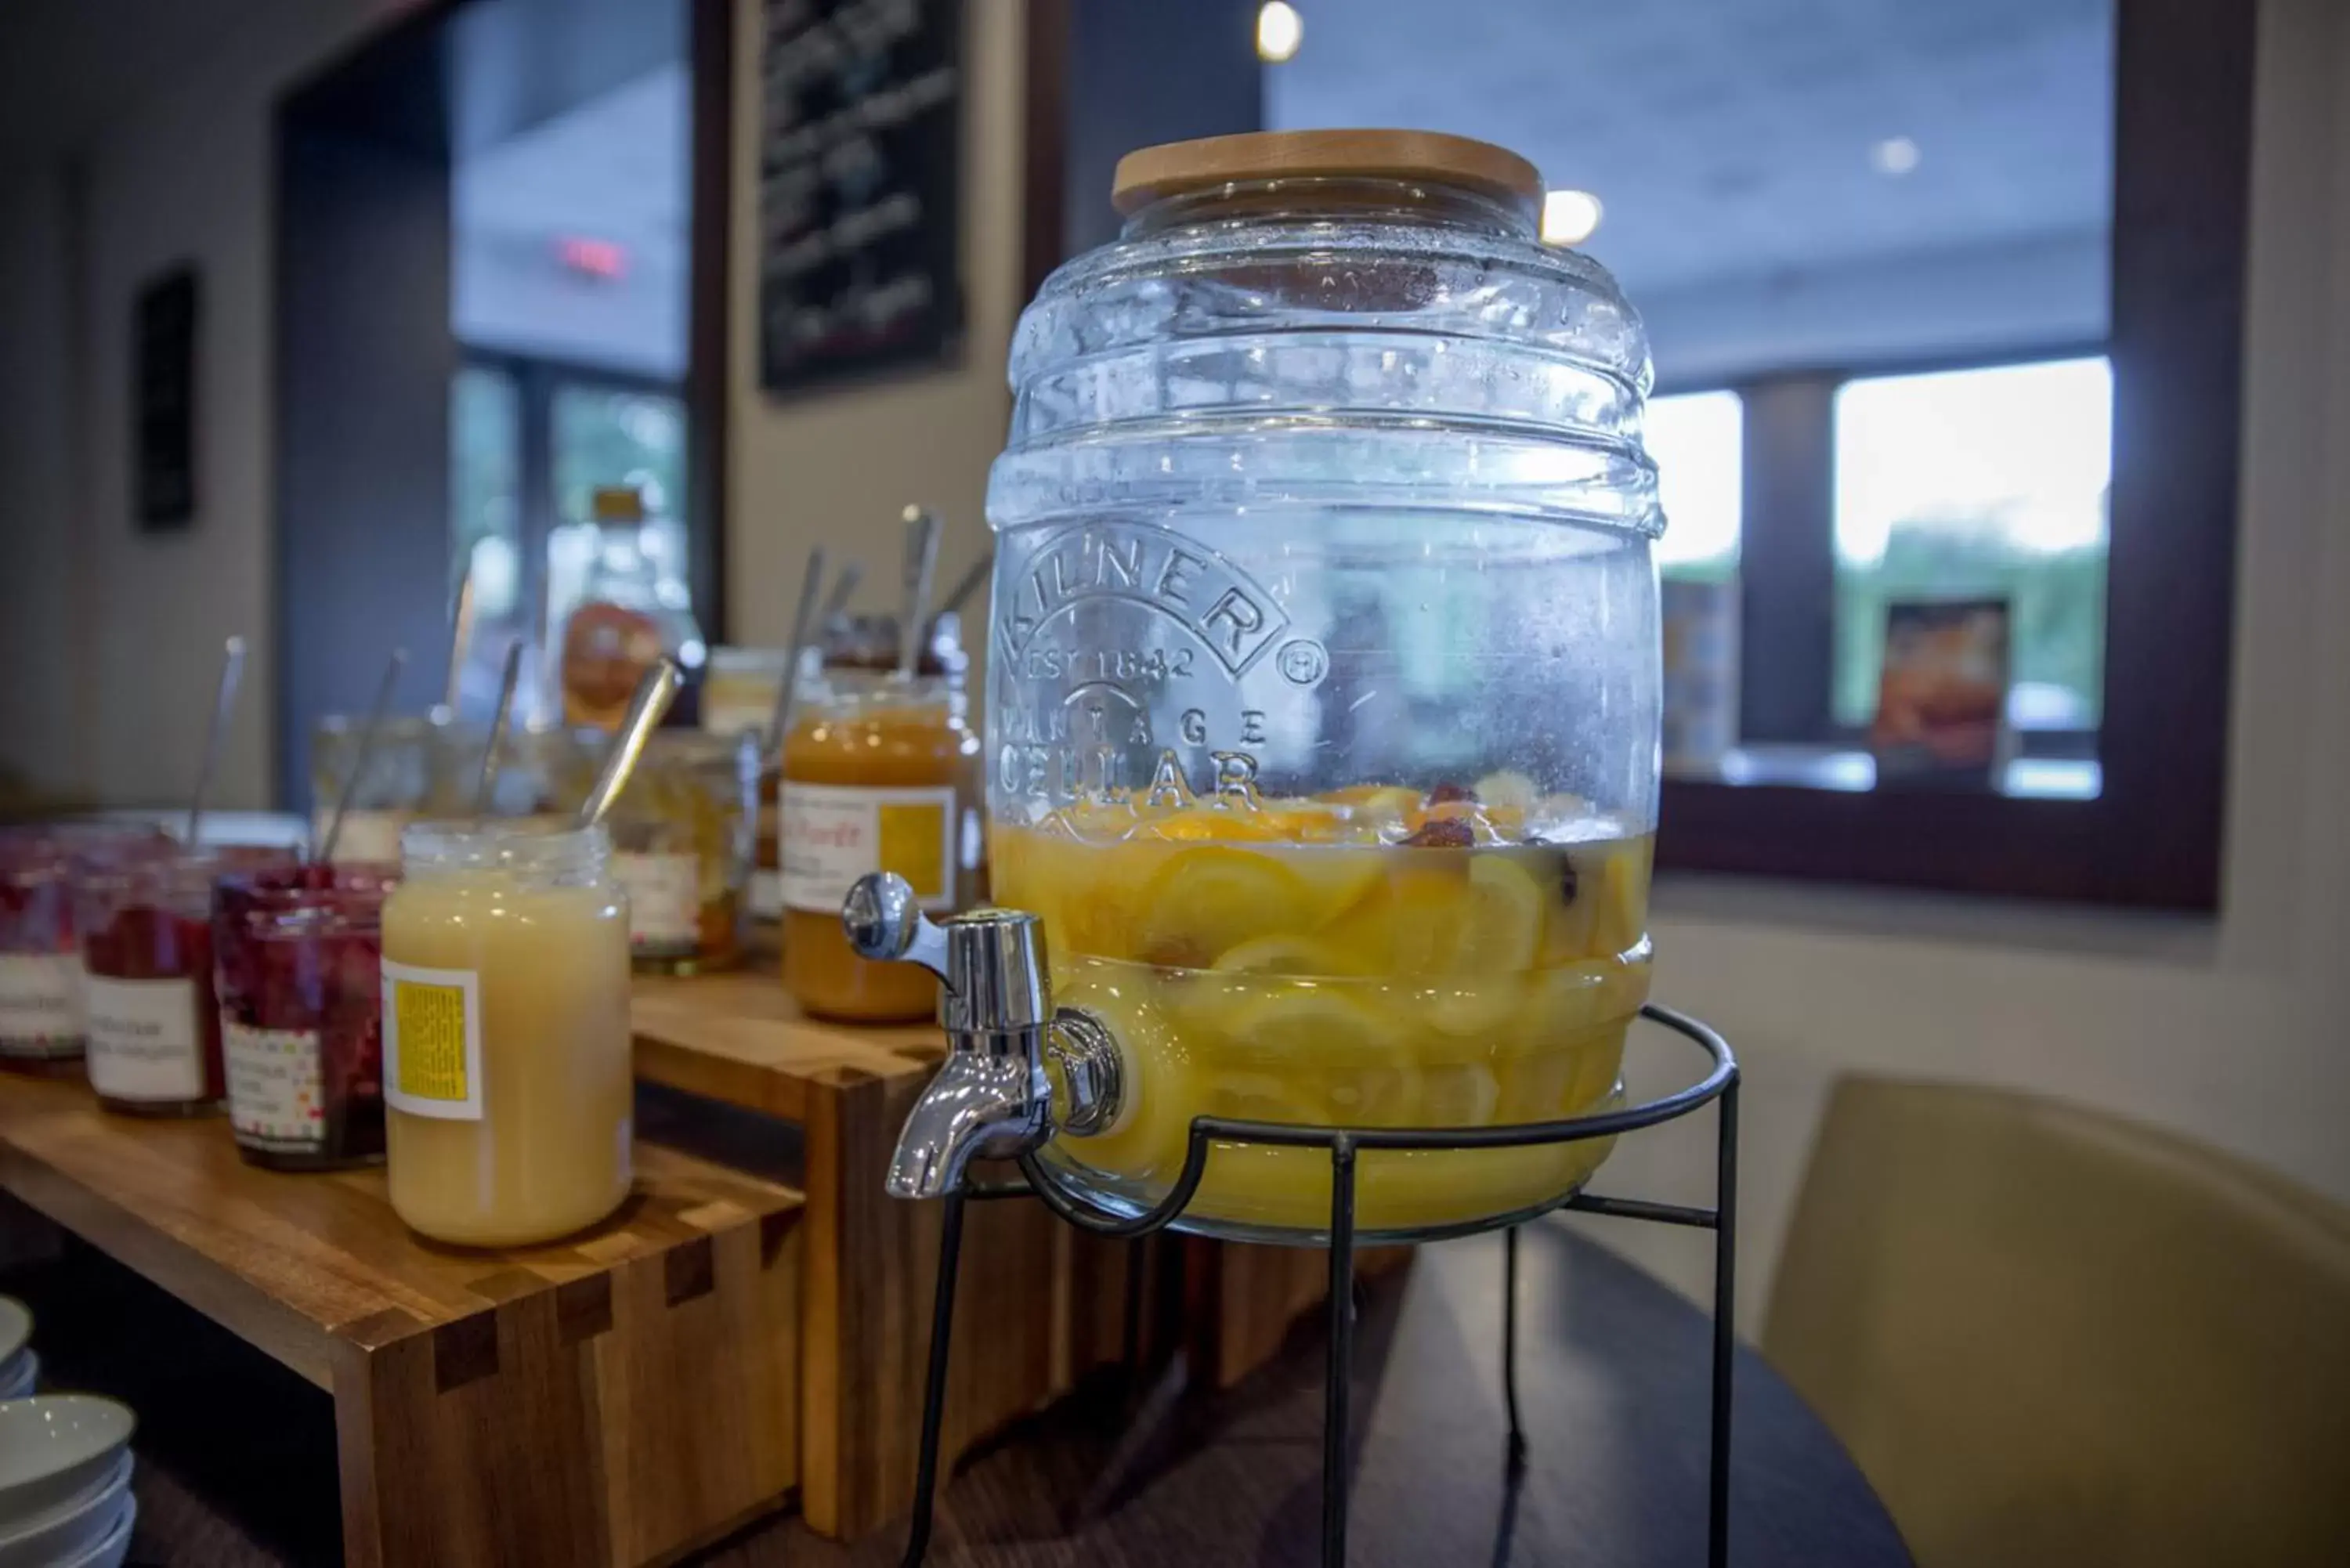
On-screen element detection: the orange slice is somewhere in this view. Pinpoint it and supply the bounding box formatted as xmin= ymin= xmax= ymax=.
xmin=1135 ymin=806 xmax=1285 ymax=844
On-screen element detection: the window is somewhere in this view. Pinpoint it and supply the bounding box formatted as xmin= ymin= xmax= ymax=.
xmin=1648 ymin=391 xmax=1742 ymax=583
xmin=549 ymin=382 xmax=690 ymax=650
xmin=448 ymin=365 xmax=523 ymax=714
xmin=1265 ymin=0 xmax=2250 ymax=905
xmin=447 ymin=359 xmax=700 ymax=722
xmin=1834 ymin=359 xmax=2110 ymax=743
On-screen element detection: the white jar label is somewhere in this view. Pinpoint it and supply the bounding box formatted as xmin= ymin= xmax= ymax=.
xmin=85 ymin=976 xmax=204 ymax=1100
xmin=747 ymin=868 xmax=783 ymax=921
xmin=614 ymin=851 xmax=700 ymax=955
xmin=381 ymin=961 xmax=483 ymax=1121
xmin=0 ymin=953 xmax=83 ymax=1055
xmin=226 ymin=1021 xmax=325 ymax=1149
xmin=779 ymin=783 xmax=956 ymax=913
xmin=311 ymin=807 xmax=408 ymax=865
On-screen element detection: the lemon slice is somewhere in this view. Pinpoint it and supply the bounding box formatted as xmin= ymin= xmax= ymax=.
xmin=1050 ymin=977 xmax=1195 ymax=1179
xmin=1589 ymin=840 xmax=1652 ymax=959
xmin=1286 ymin=847 xmax=1386 ymax=924
xmin=1134 ymin=846 xmax=1312 ymax=969
xmin=1219 ymin=984 xmax=1411 ymax=1071
xmin=1453 ymin=854 xmax=1545 ymax=974
xmin=1212 ymin=934 xmax=1372 ymax=977
xmin=1327 ymin=1063 xmax=1422 ymax=1126
xmin=1418 ymin=1064 xmax=1502 ymax=1127
xmin=1207 ymin=1070 xmax=1325 ymax=1126
xmin=1422 ymin=974 xmax=1532 ymax=1039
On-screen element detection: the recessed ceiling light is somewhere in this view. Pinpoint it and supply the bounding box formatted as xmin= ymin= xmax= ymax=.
xmin=1541 ymin=189 xmax=1603 ymax=247
xmin=1257 ymin=2 xmax=1303 ymax=63
xmin=1871 ymin=136 xmax=1922 ymax=176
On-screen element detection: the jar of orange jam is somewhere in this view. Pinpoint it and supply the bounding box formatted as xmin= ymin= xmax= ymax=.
xmin=780 ymin=667 xmax=980 ymax=1021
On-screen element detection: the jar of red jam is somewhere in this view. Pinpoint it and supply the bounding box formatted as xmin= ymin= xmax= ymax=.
xmin=77 ymin=844 xmax=295 ymax=1115
xmin=212 ymin=863 xmax=395 ymax=1169
xmin=0 ymin=825 xmax=172 ymax=1075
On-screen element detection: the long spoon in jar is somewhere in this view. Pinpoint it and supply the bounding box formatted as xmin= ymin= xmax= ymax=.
xmin=897 ymin=505 xmax=942 ymax=677
xmin=763 ymin=545 xmax=830 ymax=759
xmin=185 ymin=635 xmax=248 ymax=847
xmin=441 ymin=570 xmax=477 ymax=717
xmin=316 ymin=647 xmax=409 ymax=865
xmin=819 ymin=560 xmax=863 ymax=627
xmin=580 ymin=659 xmax=684 ymax=829
xmin=469 ymin=640 xmax=526 ymax=818
xmin=935 ymin=550 xmax=991 ymax=620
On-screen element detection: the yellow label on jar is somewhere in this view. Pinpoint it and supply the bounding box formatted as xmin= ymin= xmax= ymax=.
xmin=877 ymin=802 xmax=949 ymax=899
xmin=381 ymin=961 xmax=483 ymax=1120
xmin=779 ymin=783 xmax=956 ymax=912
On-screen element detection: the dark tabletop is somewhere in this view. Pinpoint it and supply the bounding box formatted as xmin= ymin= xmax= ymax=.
xmin=703 ymin=1217 xmax=1912 ymax=1568
xmin=19 ymin=1212 xmax=1908 ymax=1567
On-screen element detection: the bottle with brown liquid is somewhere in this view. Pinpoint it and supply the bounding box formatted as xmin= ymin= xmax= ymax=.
xmin=779 ymin=664 xmax=980 ymax=1021
xmin=555 ymin=486 xmax=702 ymax=732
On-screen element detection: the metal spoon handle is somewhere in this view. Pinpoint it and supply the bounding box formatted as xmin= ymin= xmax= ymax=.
xmin=897 ymin=506 xmax=941 ymax=676
xmin=764 ymin=546 xmax=830 ymax=755
xmin=186 ymin=636 xmax=247 ymax=845
xmin=937 ymin=551 xmax=992 ymax=618
xmin=319 ymin=648 xmax=409 ymax=865
xmin=580 ymin=659 xmax=683 ymax=828
xmin=443 ymin=571 xmax=478 ymax=715
xmin=819 ymin=561 xmax=864 ymax=624
xmin=471 ymin=641 xmax=525 ymax=818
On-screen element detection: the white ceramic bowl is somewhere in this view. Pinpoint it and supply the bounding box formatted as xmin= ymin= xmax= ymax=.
xmin=0 ymin=1398 xmax=134 ymax=1523
xmin=0 ymin=1451 xmax=130 ymax=1568
xmin=56 ymin=1493 xmax=131 ymax=1568
xmin=0 ymin=1302 xmax=29 ymax=1371
xmin=0 ymin=1353 xmax=38 ymax=1403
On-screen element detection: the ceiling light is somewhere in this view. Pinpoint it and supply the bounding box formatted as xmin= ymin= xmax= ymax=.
xmin=1541 ymin=189 xmax=1603 ymax=247
xmin=1871 ymin=136 xmax=1921 ymax=176
xmin=1257 ymin=2 xmax=1303 ymax=63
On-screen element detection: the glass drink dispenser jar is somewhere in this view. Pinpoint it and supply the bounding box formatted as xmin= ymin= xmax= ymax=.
xmin=848 ymin=131 xmax=1665 ymax=1241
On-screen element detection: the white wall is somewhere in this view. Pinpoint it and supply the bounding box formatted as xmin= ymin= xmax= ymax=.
xmin=1584 ymin=0 xmax=2350 ymax=1334
xmin=722 ymin=0 xmax=1020 ymax=643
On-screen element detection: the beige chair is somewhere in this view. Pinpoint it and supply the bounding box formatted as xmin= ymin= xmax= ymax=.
xmin=1762 ymin=1078 xmax=2350 ymax=1568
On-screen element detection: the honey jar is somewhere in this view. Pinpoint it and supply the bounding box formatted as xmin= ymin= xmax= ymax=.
xmin=779 ymin=667 xmax=980 ymax=1021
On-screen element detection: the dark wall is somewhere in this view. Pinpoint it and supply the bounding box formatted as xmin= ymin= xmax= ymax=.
xmin=275 ymin=125 xmax=457 ymax=809
xmin=1059 ymin=0 xmax=1264 ymax=258
xmin=272 ymin=0 xmax=699 ymax=808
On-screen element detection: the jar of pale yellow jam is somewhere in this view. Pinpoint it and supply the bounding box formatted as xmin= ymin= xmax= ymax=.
xmin=381 ymin=822 xmax=632 ymax=1246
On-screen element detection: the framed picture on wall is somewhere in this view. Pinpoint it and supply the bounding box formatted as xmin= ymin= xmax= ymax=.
xmin=135 ymin=265 xmax=199 ymax=529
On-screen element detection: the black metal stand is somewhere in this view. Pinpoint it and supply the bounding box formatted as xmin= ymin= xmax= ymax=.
xmin=902 ymin=1003 xmax=1739 ymax=1568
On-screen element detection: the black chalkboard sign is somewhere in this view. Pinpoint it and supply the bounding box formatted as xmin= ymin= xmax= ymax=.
xmin=757 ymin=0 xmax=965 ymax=396
xmin=135 ymin=266 xmax=199 ymax=529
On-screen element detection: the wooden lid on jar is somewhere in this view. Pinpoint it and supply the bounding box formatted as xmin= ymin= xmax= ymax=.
xmin=1111 ymin=128 xmax=1544 ymax=217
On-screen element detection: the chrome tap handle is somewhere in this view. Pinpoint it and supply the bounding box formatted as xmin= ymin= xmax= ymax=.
xmin=844 ymin=873 xmax=1126 ymax=1199
xmin=842 ymin=873 xmax=950 ymax=983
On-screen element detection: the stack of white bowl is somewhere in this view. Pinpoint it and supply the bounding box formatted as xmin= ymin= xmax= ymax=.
xmin=0 ymin=1301 xmax=137 ymax=1568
